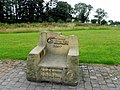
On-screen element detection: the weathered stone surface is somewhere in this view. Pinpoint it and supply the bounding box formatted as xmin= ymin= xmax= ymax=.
xmin=26 ymin=32 xmax=79 ymax=85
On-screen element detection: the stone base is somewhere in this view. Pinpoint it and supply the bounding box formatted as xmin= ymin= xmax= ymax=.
xmin=27 ymin=66 xmax=78 ymax=86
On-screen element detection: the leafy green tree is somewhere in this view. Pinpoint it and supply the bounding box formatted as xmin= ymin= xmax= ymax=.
xmin=16 ymin=0 xmax=44 ymax=22
xmin=48 ymin=0 xmax=58 ymax=9
xmin=0 ymin=0 xmax=15 ymax=23
xmin=74 ymin=3 xmax=93 ymax=23
xmin=91 ymin=19 xmax=97 ymax=24
xmin=66 ymin=18 xmax=72 ymax=22
xmin=108 ymin=20 xmax=113 ymax=25
xmin=94 ymin=8 xmax=107 ymax=24
xmin=48 ymin=17 xmax=54 ymax=22
xmin=45 ymin=1 xmax=73 ymax=22
xmin=55 ymin=1 xmax=73 ymax=22
xmin=0 ymin=0 xmax=4 ymax=22
xmin=111 ymin=21 xmax=120 ymax=26
xmin=0 ymin=0 xmax=45 ymax=23
xmin=101 ymin=19 xmax=107 ymax=25
xmin=57 ymin=19 xmax=64 ymax=23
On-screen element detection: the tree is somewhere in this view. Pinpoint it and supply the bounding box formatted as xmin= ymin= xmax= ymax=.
xmin=55 ymin=1 xmax=73 ymax=22
xmin=48 ymin=0 xmax=58 ymax=9
xmin=45 ymin=1 xmax=73 ymax=22
xmin=111 ymin=21 xmax=120 ymax=26
xmin=17 ymin=0 xmax=44 ymax=22
xmin=74 ymin=3 xmax=93 ymax=23
xmin=0 ymin=0 xmax=15 ymax=23
xmin=43 ymin=0 xmax=58 ymax=22
xmin=0 ymin=0 xmax=4 ymax=22
xmin=108 ymin=20 xmax=113 ymax=25
xmin=91 ymin=19 xmax=97 ymax=24
xmin=0 ymin=0 xmax=45 ymax=23
xmin=94 ymin=8 xmax=107 ymax=24
xmin=101 ymin=19 xmax=107 ymax=25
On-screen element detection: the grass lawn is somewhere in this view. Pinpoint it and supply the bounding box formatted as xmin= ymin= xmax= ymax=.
xmin=0 ymin=30 xmax=120 ymax=65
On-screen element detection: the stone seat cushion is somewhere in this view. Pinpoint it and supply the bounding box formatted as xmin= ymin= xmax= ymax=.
xmin=38 ymin=53 xmax=67 ymax=68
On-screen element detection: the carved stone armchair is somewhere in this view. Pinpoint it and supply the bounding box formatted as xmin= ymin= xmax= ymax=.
xmin=26 ymin=32 xmax=79 ymax=85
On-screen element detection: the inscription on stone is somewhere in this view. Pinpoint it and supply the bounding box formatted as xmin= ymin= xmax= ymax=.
xmin=40 ymin=67 xmax=62 ymax=80
xmin=47 ymin=37 xmax=68 ymax=48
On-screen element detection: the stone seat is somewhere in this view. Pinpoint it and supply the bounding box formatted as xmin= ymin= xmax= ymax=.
xmin=39 ymin=53 xmax=67 ymax=68
xmin=26 ymin=32 xmax=79 ymax=85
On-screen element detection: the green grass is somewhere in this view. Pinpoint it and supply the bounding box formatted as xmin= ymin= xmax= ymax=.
xmin=0 ymin=30 xmax=120 ymax=65
xmin=0 ymin=33 xmax=39 ymax=60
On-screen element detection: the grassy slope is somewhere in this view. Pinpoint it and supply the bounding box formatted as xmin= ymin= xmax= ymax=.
xmin=0 ymin=30 xmax=120 ymax=65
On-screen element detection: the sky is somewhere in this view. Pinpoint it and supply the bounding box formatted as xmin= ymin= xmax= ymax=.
xmin=64 ymin=0 xmax=120 ymax=21
xmin=45 ymin=0 xmax=120 ymax=21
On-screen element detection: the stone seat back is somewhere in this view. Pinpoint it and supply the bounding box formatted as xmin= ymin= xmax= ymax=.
xmin=39 ymin=32 xmax=69 ymax=55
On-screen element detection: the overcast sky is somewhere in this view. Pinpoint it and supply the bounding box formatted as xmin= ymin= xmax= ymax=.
xmin=65 ymin=0 xmax=120 ymax=21
xmin=45 ymin=0 xmax=120 ymax=21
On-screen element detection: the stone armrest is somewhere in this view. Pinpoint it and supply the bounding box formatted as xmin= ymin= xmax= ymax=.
xmin=67 ymin=47 xmax=79 ymax=67
xmin=68 ymin=47 xmax=79 ymax=57
xmin=29 ymin=46 xmax=45 ymax=55
xmin=26 ymin=45 xmax=46 ymax=81
xmin=66 ymin=47 xmax=79 ymax=85
xmin=27 ymin=45 xmax=46 ymax=64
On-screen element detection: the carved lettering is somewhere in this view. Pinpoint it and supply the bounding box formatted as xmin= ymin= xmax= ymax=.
xmin=47 ymin=37 xmax=55 ymax=44
xmin=40 ymin=68 xmax=62 ymax=80
xmin=47 ymin=37 xmax=68 ymax=48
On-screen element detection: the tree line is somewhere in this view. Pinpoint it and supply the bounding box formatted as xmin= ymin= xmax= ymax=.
xmin=0 ymin=0 xmax=108 ymax=24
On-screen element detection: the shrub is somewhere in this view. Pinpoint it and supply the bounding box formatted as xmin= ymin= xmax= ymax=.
xmin=75 ymin=22 xmax=89 ymax=26
xmin=41 ymin=22 xmax=50 ymax=27
xmin=57 ymin=19 xmax=64 ymax=23
xmin=91 ymin=19 xmax=97 ymax=24
xmin=66 ymin=18 xmax=71 ymax=22
xmin=48 ymin=17 xmax=55 ymax=22
xmin=101 ymin=19 xmax=107 ymax=25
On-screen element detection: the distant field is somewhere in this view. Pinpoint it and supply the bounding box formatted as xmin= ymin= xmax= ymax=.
xmin=0 ymin=29 xmax=120 ymax=65
xmin=1 ymin=22 xmax=120 ymax=33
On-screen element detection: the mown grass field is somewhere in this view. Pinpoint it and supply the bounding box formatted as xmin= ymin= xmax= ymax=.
xmin=0 ymin=28 xmax=120 ymax=65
